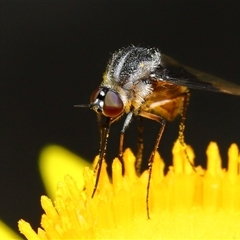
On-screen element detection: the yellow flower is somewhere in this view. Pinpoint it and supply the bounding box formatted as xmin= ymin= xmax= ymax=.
xmin=18 ymin=141 xmax=240 ymax=239
xmin=0 ymin=220 xmax=22 ymax=240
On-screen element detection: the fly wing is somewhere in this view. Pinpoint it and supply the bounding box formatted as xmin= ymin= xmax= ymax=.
xmin=157 ymin=54 xmax=240 ymax=96
xmin=182 ymin=65 xmax=240 ymax=95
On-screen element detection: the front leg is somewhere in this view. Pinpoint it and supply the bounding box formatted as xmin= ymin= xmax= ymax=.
xmin=118 ymin=111 xmax=133 ymax=161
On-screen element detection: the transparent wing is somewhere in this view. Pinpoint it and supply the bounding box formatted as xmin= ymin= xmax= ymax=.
xmin=157 ymin=54 xmax=240 ymax=96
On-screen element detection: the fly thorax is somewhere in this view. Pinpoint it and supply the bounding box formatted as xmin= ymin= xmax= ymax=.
xmin=105 ymin=46 xmax=161 ymax=86
xmin=131 ymin=80 xmax=153 ymax=110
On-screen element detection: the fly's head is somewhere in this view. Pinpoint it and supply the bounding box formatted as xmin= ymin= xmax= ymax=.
xmin=89 ymin=46 xmax=162 ymax=119
xmin=89 ymin=87 xmax=124 ymax=118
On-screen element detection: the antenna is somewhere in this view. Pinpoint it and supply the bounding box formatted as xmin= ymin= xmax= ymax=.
xmin=74 ymin=104 xmax=89 ymax=108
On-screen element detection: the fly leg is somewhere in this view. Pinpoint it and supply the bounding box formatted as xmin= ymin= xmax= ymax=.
xmin=178 ymin=91 xmax=195 ymax=169
xmin=92 ymin=117 xmax=111 ymax=198
xmin=118 ymin=112 xmax=133 ymax=163
xmin=135 ymin=116 xmax=144 ymax=175
xmin=96 ymin=112 xmax=103 ymax=151
xmin=139 ymin=111 xmax=166 ymax=219
xmin=93 ymin=111 xmax=126 ymax=197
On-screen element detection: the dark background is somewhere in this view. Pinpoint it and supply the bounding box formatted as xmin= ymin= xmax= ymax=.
xmin=2 ymin=1 xmax=240 ymax=235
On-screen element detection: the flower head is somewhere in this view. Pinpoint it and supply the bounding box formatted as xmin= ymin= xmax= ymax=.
xmin=19 ymin=140 xmax=240 ymax=239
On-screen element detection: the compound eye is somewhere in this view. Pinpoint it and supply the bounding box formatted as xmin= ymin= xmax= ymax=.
xmin=90 ymin=88 xmax=101 ymax=103
xmin=103 ymin=90 xmax=124 ymax=117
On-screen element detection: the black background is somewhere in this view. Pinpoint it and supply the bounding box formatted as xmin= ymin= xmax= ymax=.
xmin=2 ymin=1 xmax=240 ymax=234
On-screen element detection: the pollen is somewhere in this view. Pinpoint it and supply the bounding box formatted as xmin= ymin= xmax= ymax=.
xmin=19 ymin=141 xmax=240 ymax=239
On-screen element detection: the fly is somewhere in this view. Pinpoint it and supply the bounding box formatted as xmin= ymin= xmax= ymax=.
xmin=76 ymin=46 xmax=240 ymax=219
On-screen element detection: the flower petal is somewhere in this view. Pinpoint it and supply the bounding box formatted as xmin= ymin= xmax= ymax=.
xmin=39 ymin=145 xmax=90 ymax=198
xmin=0 ymin=220 xmax=22 ymax=240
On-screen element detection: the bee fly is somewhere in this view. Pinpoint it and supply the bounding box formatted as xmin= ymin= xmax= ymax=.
xmin=76 ymin=46 xmax=240 ymax=219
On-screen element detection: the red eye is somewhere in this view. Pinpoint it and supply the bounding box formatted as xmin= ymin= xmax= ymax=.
xmin=103 ymin=91 xmax=124 ymax=117
xmin=90 ymin=88 xmax=101 ymax=103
